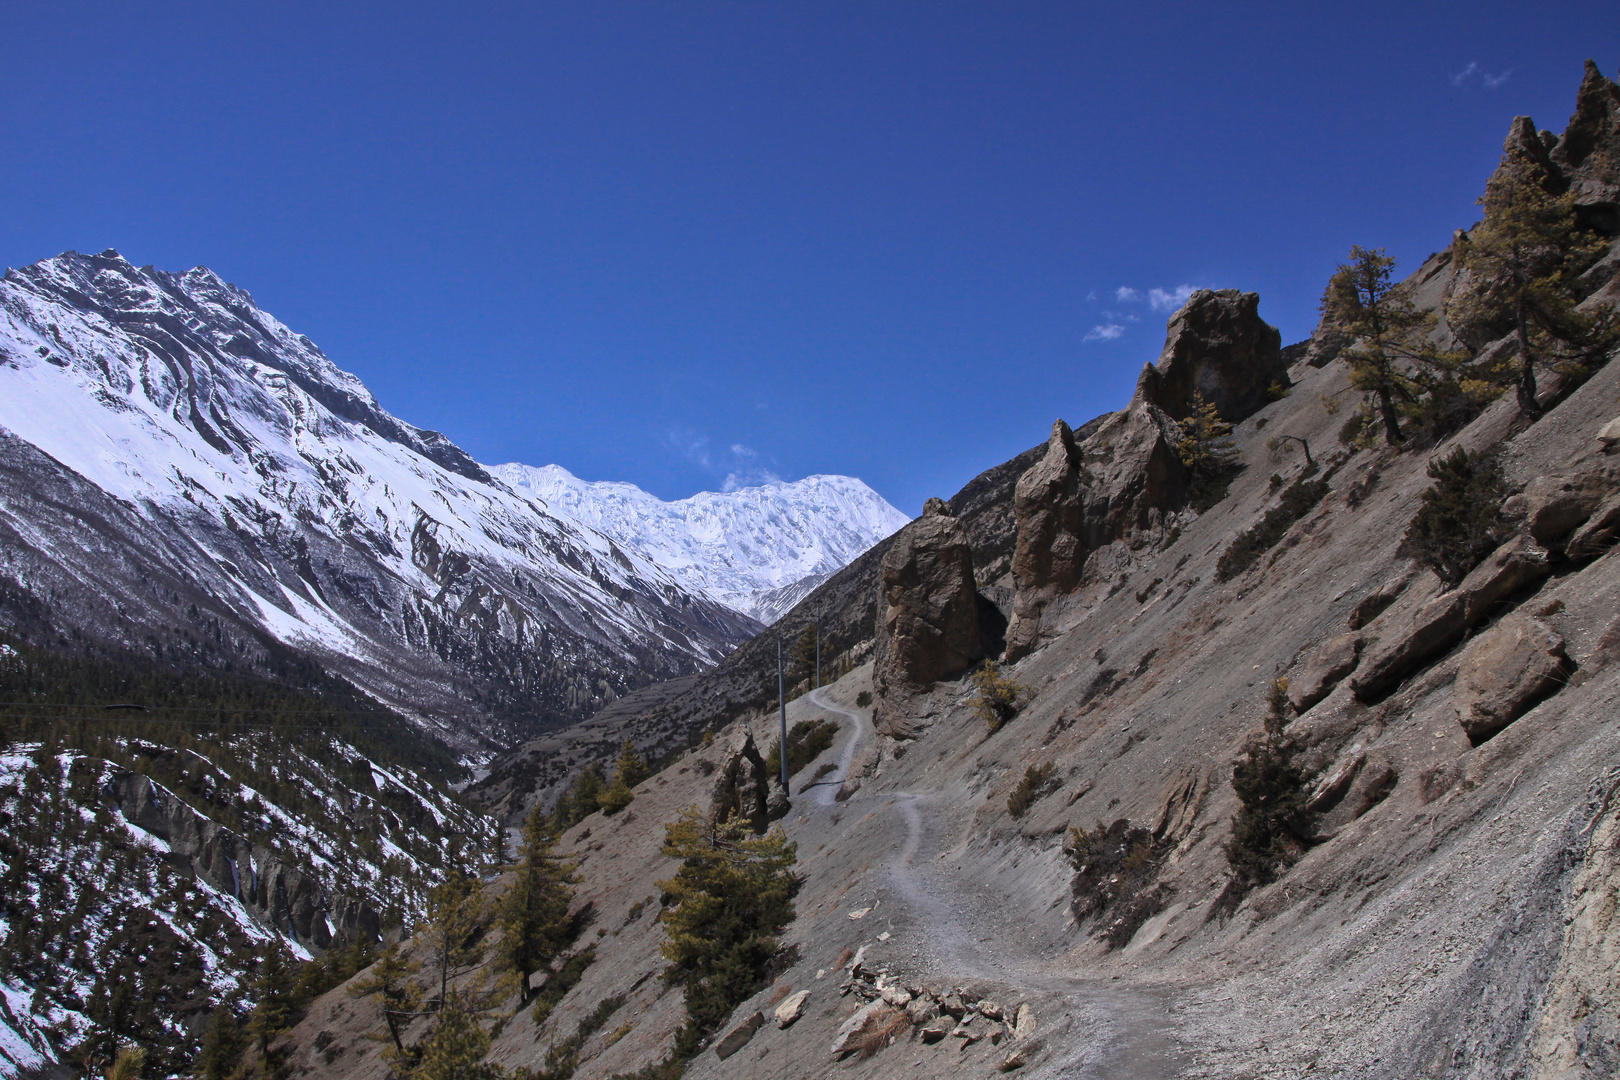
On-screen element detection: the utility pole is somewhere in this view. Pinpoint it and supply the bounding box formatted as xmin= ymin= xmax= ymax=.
xmin=814 ymin=615 xmax=821 ymax=691
xmin=778 ymin=636 xmax=788 ymax=789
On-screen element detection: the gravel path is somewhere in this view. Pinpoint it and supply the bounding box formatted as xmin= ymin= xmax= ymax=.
xmin=803 ymin=689 xmax=1190 ymax=1078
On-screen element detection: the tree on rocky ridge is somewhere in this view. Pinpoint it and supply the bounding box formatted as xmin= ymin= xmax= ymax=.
xmin=1448 ymin=144 xmax=1616 ymax=413
xmin=1319 ymin=246 xmax=1444 ymax=446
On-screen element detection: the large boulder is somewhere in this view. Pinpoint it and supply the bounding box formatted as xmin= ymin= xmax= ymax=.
xmin=1501 ymin=471 xmax=1613 ymax=548
xmin=872 ymin=498 xmax=983 ymax=734
xmin=1135 ymin=288 xmax=1288 ymax=424
xmin=1288 ymin=633 xmax=1362 ymax=713
xmin=1453 ymin=615 xmax=1569 ymax=743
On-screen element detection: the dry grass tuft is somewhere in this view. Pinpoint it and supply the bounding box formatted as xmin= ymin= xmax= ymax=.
xmin=852 ymin=1006 xmax=912 ymax=1058
xmin=766 ymin=982 xmax=793 ymax=1007
xmin=835 ymin=947 xmax=855 ymax=969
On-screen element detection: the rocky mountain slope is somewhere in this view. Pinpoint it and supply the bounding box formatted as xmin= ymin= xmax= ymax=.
xmin=266 ymin=61 xmax=1620 ymax=1080
xmin=0 ymin=252 xmax=760 ymax=750
xmin=490 ymin=465 xmax=909 ymax=625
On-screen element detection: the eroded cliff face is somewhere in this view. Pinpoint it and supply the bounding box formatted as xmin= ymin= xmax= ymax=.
xmin=871 ymin=498 xmax=984 ymax=737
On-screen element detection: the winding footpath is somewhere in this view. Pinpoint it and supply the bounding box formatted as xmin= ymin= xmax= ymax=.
xmin=803 ymin=688 xmax=1188 ymax=1078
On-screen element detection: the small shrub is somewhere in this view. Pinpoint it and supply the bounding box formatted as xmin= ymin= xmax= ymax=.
xmin=1212 ymin=679 xmax=1316 ymax=918
xmin=970 ymin=661 xmax=1029 ymax=731
xmin=1403 ymin=447 xmax=1508 ymax=586
xmin=1066 ymin=819 xmax=1171 ymax=949
xmin=1266 ymin=380 xmax=1292 ymax=401
xmin=800 ymin=761 xmax=837 ymax=793
xmin=1006 ymin=763 xmax=1059 ymax=818
xmin=855 ymin=690 xmax=873 ymax=708
xmin=766 ymin=718 xmax=838 ymax=779
xmin=1215 ymin=470 xmax=1332 ymax=581
xmin=849 ymin=1006 xmax=910 ymax=1059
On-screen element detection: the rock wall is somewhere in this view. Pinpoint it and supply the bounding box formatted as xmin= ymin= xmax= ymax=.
xmin=110 ymin=771 xmax=378 ymax=954
xmin=872 ymin=499 xmax=983 ymax=736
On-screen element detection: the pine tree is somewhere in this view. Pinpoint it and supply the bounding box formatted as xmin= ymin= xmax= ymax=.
xmin=1403 ymin=447 xmax=1509 ymax=585
xmin=788 ymin=623 xmax=820 ymax=688
xmin=656 ymin=806 xmax=798 ymax=1057
xmin=411 ymin=991 xmax=503 ymax=1080
xmin=1223 ymin=678 xmax=1313 ymax=895
xmin=104 ymin=1045 xmax=146 ymax=1080
xmin=499 ymin=803 xmax=579 ymax=1000
xmin=1176 ymin=392 xmax=1240 ymax=507
xmin=419 ymin=876 xmax=488 ymax=1014
xmin=246 ymin=945 xmax=297 ymax=1061
xmin=597 ymin=740 xmax=648 ymax=814
xmin=196 ymin=1004 xmax=246 ymax=1080
xmin=348 ymin=942 xmax=423 ymax=1057
xmin=1448 ymin=147 xmax=1616 ymax=413
xmin=1320 ymin=246 xmax=1444 ymax=445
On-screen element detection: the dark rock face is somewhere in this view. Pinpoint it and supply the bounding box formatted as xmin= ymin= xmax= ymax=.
xmin=872 ymin=499 xmax=982 ymax=735
xmin=1136 ymin=288 xmax=1288 ymax=424
xmin=1550 ymin=60 xmax=1620 ymax=233
xmin=1005 ymin=400 xmax=1188 ymax=661
xmin=110 ymin=772 xmax=378 ymax=954
xmin=710 ymin=729 xmax=788 ymax=833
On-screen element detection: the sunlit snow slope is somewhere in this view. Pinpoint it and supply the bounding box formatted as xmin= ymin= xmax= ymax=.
xmin=0 ymin=250 xmax=759 ymax=746
xmin=492 ymin=464 xmax=910 ymax=624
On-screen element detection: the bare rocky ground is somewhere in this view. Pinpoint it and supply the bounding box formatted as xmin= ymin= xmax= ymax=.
xmin=275 ymin=67 xmax=1620 ymax=1078
xmin=277 ymin=339 xmax=1620 ymax=1079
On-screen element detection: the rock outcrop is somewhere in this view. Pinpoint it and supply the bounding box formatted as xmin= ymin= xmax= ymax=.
xmin=872 ymin=498 xmax=983 ymax=735
xmin=1353 ymin=536 xmax=1553 ymax=702
xmin=710 ymin=728 xmax=789 ymax=832
xmin=1135 ymin=288 xmax=1289 ymax=424
xmin=110 ymin=771 xmax=378 ymax=954
xmin=1288 ymin=632 xmax=1363 ymax=713
xmin=1005 ymin=391 xmax=1188 ymax=660
xmin=1452 ymin=615 xmax=1570 ymax=743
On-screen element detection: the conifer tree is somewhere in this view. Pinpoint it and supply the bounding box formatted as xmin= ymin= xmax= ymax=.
xmin=499 ymin=803 xmax=579 ymax=999
xmin=1320 ymin=246 xmax=1442 ymax=445
xmin=246 ymin=945 xmax=297 ymax=1060
xmin=419 ymin=876 xmax=488 ymax=1014
xmin=348 ymin=942 xmax=423 ymax=1057
xmin=196 ymin=1004 xmax=246 ymax=1080
xmin=656 ymin=806 xmax=798 ymax=1057
xmin=411 ymin=991 xmax=504 ymax=1080
xmin=597 ymin=740 xmax=649 ymax=814
xmin=788 ymin=623 xmax=820 ymax=687
xmin=1403 ymin=447 xmax=1509 ymax=585
xmin=1448 ymin=147 xmax=1616 ymax=413
xmin=1175 ymin=392 xmax=1240 ymax=507
xmin=1223 ymin=678 xmax=1314 ymax=896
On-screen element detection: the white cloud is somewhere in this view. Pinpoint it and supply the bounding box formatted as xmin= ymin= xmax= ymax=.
xmin=1149 ymin=285 xmax=1197 ymax=312
xmin=722 ymin=467 xmax=781 ymax=492
xmin=1084 ymin=323 xmax=1126 ymax=342
xmin=1085 ymin=290 xmax=1097 ymax=302
xmin=1115 ymin=286 xmax=1140 ymax=302
xmin=667 ymin=430 xmax=711 ymax=469
xmin=1452 ymin=61 xmax=1510 ymax=89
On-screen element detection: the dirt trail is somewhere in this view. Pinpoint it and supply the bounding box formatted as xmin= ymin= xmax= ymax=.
xmin=803 ymin=689 xmax=1189 ymax=1078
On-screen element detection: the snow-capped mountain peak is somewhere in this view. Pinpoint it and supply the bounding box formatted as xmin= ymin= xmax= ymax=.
xmin=491 ymin=464 xmax=910 ymax=624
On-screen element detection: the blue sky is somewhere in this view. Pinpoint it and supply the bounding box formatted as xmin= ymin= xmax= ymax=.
xmin=3 ymin=3 xmax=1615 ymax=514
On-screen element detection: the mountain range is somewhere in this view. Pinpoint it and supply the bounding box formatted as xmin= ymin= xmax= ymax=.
xmin=0 ymin=251 xmax=902 ymax=748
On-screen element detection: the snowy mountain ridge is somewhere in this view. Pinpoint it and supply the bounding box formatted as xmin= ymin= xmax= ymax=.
xmin=491 ymin=464 xmax=909 ymax=624
xmin=0 ymin=249 xmax=759 ymax=745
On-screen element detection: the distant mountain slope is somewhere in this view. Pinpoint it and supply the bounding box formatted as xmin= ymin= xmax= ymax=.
xmin=0 ymin=250 xmax=759 ymax=748
xmin=491 ymin=464 xmax=910 ymax=624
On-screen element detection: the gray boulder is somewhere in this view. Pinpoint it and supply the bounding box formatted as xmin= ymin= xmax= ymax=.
xmin=1288 ymin=633 xmax=1362 ymax=712
xmin=1453 ymin=615 xmax=1569 ymax=743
